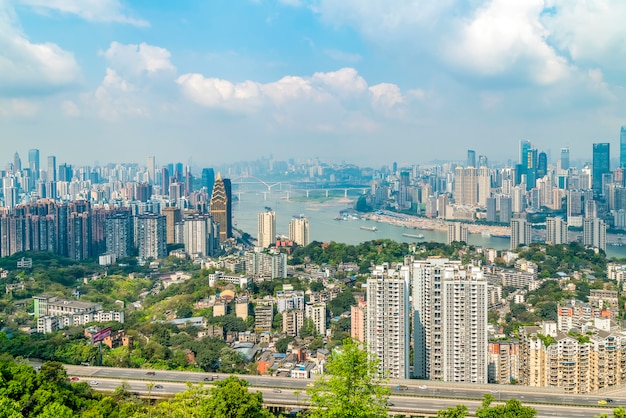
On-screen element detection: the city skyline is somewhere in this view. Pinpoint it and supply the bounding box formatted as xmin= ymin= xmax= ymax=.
xmin=1 ymin=1 xmax=625 ymax=165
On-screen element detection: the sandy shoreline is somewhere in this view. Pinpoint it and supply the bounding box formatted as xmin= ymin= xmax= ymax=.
xmin=361 ymin=212 xmax=512 ymax=237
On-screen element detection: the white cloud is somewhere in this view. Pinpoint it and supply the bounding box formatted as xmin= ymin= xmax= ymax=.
xmin=369 ymin=83 xmax=404 ymax=108
xmin=0 ymin=0 xmax=80 ymax=96
xmin=0 ymin=99 xmax=39 ymax=117
xmin=101 ymin=42 xmax=176 ymax=77
xmin=177 ymin=67 xmax=410 ymax=110
xmin=90 ymin=68 xmax=150 ymax=120
xmin=542 ymin=0 xmax=626 ymax=70
xmin=443 ymin=0 xmax=570 ymax=85
xmin=19 ymin=0 xmax=148 ymax=26
xmin=176 ymin=68 xmax=418 ymax=132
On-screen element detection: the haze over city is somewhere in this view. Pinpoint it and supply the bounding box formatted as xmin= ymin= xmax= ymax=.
xmin=1 ymin=0 xmax=625 ymax=165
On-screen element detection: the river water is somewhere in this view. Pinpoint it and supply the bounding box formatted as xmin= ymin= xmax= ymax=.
xmin=232 ymin=185 xmax=626 ymax=260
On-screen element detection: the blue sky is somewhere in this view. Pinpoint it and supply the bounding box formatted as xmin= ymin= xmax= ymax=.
xmin=1 ymin=0 xmax=625 ymax=168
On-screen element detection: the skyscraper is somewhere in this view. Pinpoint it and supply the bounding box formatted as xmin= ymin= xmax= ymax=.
xmin=519 ymin=140 xmax=531 ymax=166
xmin=592 ymin=143 xmax=610 ymax=196
xmin=201 ymin=168 xmax=215 ymax=198
xmin=47 ymin=156 xmax=57 ymax=182
xmin=288 ymin=216 xmax=310 ymax=246
xmin=258 ymin=209 xmax=276 ymax=248
xmin=619 ymin=126 xmax=626 ymax=168
xmin=147 ymin=156 xmax=156 ymax=184
xmin=28 ymin=149 xmax=39 ymax=179
xmin=412 ymin=258 xmax=487 ymax=383
xmin=366 ymin=266 xmax=410 ymax=379
xmin=105 ymin=212 xmax=133 ymax=258
xmin=560 ymin=147 xmax=570 ymax=171
xmin=210 ymin=173 xmax=231 ymax=243
xmin=467 ymin=150 xmax=476 ymax=168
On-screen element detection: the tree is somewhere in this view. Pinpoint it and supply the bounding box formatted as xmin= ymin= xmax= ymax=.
xmin=300 ymin=318 xmax=318 ymax=338
xmin=201 ymin=376 xmax=272 ymax=418
xmin=437 ymin=405 xmax=469 ymax=418
xmin=476 ymin=394 xmax=536 ymax=418
xmin=307 ymin=338 xmax=389 ymax=418
xmin=595 ymin=407 xmax=626 ymax=418
xmin=275 ymin=337 xmax=294 ymax=354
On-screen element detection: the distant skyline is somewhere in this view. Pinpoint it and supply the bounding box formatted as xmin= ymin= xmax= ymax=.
xmin=1 ymin=1 xmax=625 ymax=165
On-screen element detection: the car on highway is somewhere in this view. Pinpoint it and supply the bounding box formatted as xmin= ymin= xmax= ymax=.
xmin=396 ymin=385 xmax=408 ymax=391
xmin=89 ymin=381 xmax=98 ymax=386
xmin=204 ymin=377 xmax=213 ymax=382
xmin=598 ymin=399 xmax=608 ymax=405
xmin=155 ymin=385 xmax=163 ymax=389
xmin=70 ymin=377 xmax=79 ymax=381
xmin=273 ymin=389 xmax=282 ymax=393
xmin=418 ymin=385 xmax=428 ymax=390
xmin=146 ymin=371 xmax=156 ymax=376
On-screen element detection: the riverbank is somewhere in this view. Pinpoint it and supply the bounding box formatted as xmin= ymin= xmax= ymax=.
xmin=361 ymin=212 xmax=512 ymax=237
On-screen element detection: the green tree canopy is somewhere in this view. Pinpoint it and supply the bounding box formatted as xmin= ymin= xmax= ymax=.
xmin=307 ymin=338 xmax=389 ymax=418
xmin=437 ymin=405 xmax=469 ymax=418
xmin=476 ymin=394 xmax=536 ymax=418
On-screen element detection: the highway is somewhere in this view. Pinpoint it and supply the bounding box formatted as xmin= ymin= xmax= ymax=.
xmin=65 ymin=365 xmax=622 ymax=417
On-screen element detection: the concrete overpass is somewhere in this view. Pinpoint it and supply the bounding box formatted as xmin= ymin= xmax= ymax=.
xmin=64 ymin=365 xmax=621 ymax=417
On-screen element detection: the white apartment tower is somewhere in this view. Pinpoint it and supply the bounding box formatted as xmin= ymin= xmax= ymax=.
xmin=510 ymin=217 xmax=532 ymax=250
xmin=447 ymin=222 xmax=468 ymax=244
xmin=546 ymin=217 xmax=568 ymax=245
xmin=258 ymin=209 xmax=276 ymax=248
xmin=305 ymin=302 xmax=327 ymax=336
xmin=412 ymin=258 xmax=488 ymax=383
xmin=289 ymin=216 xmax=310 ymax=246
xmin=583 ymin=217 xmax=607 ymax=252
xmin=366 ymin=265 xmax=410 ymax=379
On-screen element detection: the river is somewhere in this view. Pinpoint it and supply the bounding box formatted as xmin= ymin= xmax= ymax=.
xmin=232 ymin=185 xmax=626 ymax=260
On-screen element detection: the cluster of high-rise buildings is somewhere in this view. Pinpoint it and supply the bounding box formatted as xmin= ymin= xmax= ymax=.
xmin=352 ymin=258 xmax=488 ymax=383
xmin=0 ymin=152 xmax=234 ymax=261
xmin=258 ymin=208 xmax=310 ymax=248
xmin=369 ymin=128 xmax=626 ymax=252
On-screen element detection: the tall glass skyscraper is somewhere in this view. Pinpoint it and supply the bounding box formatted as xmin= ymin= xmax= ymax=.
xmin=592 ymin=143 xmax=610 ymax=195
xmin=28 ymin=149 xmax=40 ymax=180
xmin=620 ymin=126 xmax=626 ymax=168
xmin=560 ymin=147 xmax=570 ymax=170
xmin=467 ymin=149 xmax=476 ymax=167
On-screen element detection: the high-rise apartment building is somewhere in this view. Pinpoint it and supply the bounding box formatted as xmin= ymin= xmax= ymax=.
xmin=136 ymin=213 xmax=167 ymax=259
xmin=305 ymin=302 xmax=326 ymax=336
xmin=583 ymin=217 xmax=606 ymax=251
xmin=447 ymin=222 xmax=468 ymax=244
xmin=366 ymin=266 xmax=410 ymax=379
xmin=258 ymin=209 xmax=276 ymax=248
xmin=560 ymin=147 xmax=570 ymax=171
xmin=510 ymin=217 xmax=532 ymax=250
xmin=545 ymin=217 xmax=568 ymax=245
xmin=453 ymin=166 xmax=477 ymax=205
xmin=412 ymin=258 xmax=487 ymax=383
xmin=210 ymin=173 xmax=231 ymax=243
xmin=105 ymin=212 xmax=133 ymax=258
xmin=282 ymin=309 xmax=304 ymax=336
xmin=350 ymin=299 xmax=366 ymax=343
xmin=592 ymin=143 xmax=610 ymax=196
xmin=288 ymin=216 xmax=309 ymax=246
xmin=499 ymin=196 xmax=512 ymax=224
xmin=162 ymin=206 xmax=181 ymax=244
xmin=183 ymin=214 xmax=216 ymax=257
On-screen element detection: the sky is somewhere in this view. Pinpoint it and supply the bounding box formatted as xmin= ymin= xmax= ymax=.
xmin=1 ymin=0 xmax=625 ymax=168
